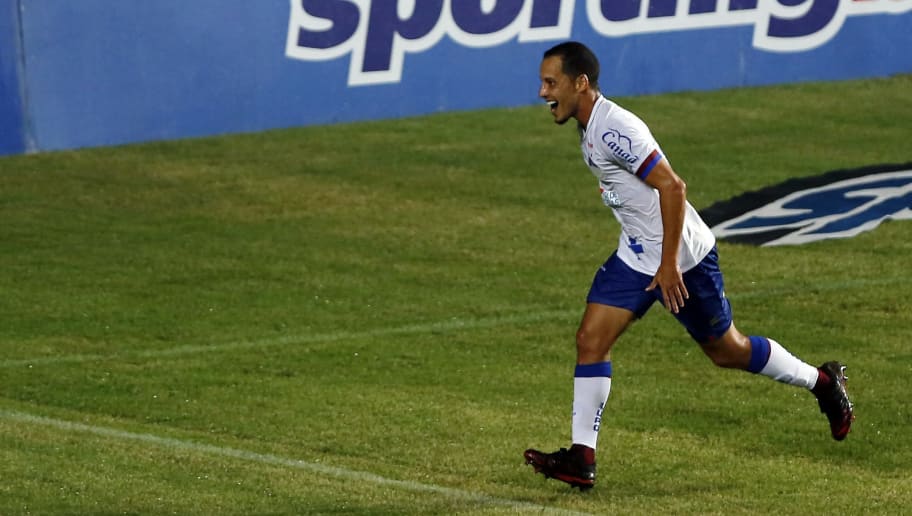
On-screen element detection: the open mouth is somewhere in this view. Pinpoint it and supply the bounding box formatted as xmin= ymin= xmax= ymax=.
xmin=547 ymin=100 xmax=558 ymax=112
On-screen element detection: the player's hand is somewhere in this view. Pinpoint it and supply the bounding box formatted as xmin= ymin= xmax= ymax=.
xmin=645 ymin=264 xmax=689 ymax=314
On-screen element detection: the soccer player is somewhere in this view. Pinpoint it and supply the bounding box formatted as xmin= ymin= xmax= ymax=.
xmin=523 ymin=41 xmax=855 ymax=491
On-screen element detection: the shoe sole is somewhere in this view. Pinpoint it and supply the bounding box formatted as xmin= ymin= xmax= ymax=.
xmin=524 ymin=451 xmax=595 ymax=491
xmin=826 ymin=364 xmax=855 ymax=441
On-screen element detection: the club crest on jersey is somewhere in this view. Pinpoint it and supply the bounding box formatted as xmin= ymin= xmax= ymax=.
xmin=700 ymin=163 xmax=912 ymax=246
xmin=602 ymin=129 xmax=639 ymax=165
xmin=600 ymin=187 xmax=622 ymax=208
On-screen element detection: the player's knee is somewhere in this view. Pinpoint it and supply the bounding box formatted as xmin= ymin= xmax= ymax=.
xmin=706 ymin=349 xmax=742 ymax=369
xmin=575 ymin=327 xmax=614 ymax=359
xmin=575 ymin=326 xmax=597 ymax=351
xmin=702 ymin=334 xmax=751 ymax=369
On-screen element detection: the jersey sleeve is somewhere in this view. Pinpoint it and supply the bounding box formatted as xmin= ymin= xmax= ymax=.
xmin=596 ymin=113 xmax=664 ymax=181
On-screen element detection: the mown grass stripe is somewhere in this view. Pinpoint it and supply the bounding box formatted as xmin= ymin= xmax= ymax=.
xmin=0 ymin=309 xmax=575 ymax=368
xmin=1 ymin=275 xmax=900 ymax=369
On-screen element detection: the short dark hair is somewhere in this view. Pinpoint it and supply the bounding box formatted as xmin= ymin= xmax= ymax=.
xmin=543 ymin=41 xmax=600 ymax=90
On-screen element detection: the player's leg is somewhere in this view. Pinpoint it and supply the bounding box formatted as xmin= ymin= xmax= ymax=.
xmin=525 ymin=303 xmax=638 ymax=490
xmin=675 ymin=247 xmax=854 ymax=440
xmin=525 ymin=253 xmax=654 ymax=489
xmin=576 ymin=302 xmax=635 ymax=364
xmin=573 ymin=252 xmax=655 ymax=453
xmin=703 ymin=323 xmax=819 ymax=388
xmin=571 ymin=302 xmax=636 ymax=451
xmin=704 ymin=324 xmax=854 ymax=440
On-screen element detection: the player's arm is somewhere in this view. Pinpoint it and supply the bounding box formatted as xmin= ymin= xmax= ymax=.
xmin=643 ymin=157 xmax=689 ymax=313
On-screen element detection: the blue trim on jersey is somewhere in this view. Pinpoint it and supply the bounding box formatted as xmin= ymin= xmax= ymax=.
xmin=575 ymin=361 xmax=613 ymax=378
xmin=748 ymin=336 xmax=771 ymax=373
xmin=636 ymin=150 xmax=663 ymax=180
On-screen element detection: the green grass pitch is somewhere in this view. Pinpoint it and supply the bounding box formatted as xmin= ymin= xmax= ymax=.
xmin=1 ymin=74 xmax=910 ymax=514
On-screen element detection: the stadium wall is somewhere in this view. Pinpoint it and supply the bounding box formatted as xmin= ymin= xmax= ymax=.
xmin=0 ymin=0 xmax=25 ymax=155
xmin=1 ymin=0 xmax=911 ymax=156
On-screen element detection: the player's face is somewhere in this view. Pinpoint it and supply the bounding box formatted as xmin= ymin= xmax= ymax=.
xmin=539 ymin=56 xmax=578 ymax=125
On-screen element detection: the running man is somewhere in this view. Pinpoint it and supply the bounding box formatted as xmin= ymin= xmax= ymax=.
xmin=523 ymin=41 xmax=854 ymax=491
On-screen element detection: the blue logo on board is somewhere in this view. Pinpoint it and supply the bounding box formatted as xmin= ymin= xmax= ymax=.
xmin=704 ymin=166 xmax=912 ymax=246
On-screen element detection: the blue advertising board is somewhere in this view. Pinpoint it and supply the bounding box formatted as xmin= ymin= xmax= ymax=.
xmin=1 ymin=0 xmax=910 ymax=155
xmin=0 ymin=0 xmax=25 ymax=154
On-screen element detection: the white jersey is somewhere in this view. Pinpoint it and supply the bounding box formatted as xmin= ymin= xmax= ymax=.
xmin=580 ymin=95 xmax=715 ymax=275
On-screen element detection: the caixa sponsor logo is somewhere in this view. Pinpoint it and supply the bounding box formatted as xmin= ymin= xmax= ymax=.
xmin=285 ymin=0 xmax=911 ymax=86
xmin=700 ymin=164 xmax=912 ymax=247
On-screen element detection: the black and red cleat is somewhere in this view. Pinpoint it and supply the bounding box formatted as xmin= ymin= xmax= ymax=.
xmin=814 ymin=361 xmax=855 ymax=441
xmin=524 ymin=444 xmax=596 ymax=491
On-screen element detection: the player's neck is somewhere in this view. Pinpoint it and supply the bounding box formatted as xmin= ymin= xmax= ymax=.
xmin=575 ymin=90 xmax=601 ymax=129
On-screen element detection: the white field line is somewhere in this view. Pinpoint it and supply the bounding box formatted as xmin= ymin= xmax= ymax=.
xmin=0 ymin=409 xmax=591 ymax=515
xmin=1 ymin=275 xmax=899 ymax=369
xmin=0 ymin=308 xmax=578 ymax=368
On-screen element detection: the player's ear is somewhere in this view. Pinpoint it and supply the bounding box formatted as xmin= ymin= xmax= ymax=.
xmin=576 ymin=74 xmax=590 ymax=92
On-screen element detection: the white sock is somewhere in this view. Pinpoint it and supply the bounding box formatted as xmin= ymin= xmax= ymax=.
xmin=571 ymin=362 xmax=612 ymax=449
xmin=757 ymin=338 xmax=819 ymax=390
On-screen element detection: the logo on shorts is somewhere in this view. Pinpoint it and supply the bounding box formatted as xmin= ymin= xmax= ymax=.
xmin=700 ymin=163 xmax=912 ymax=246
